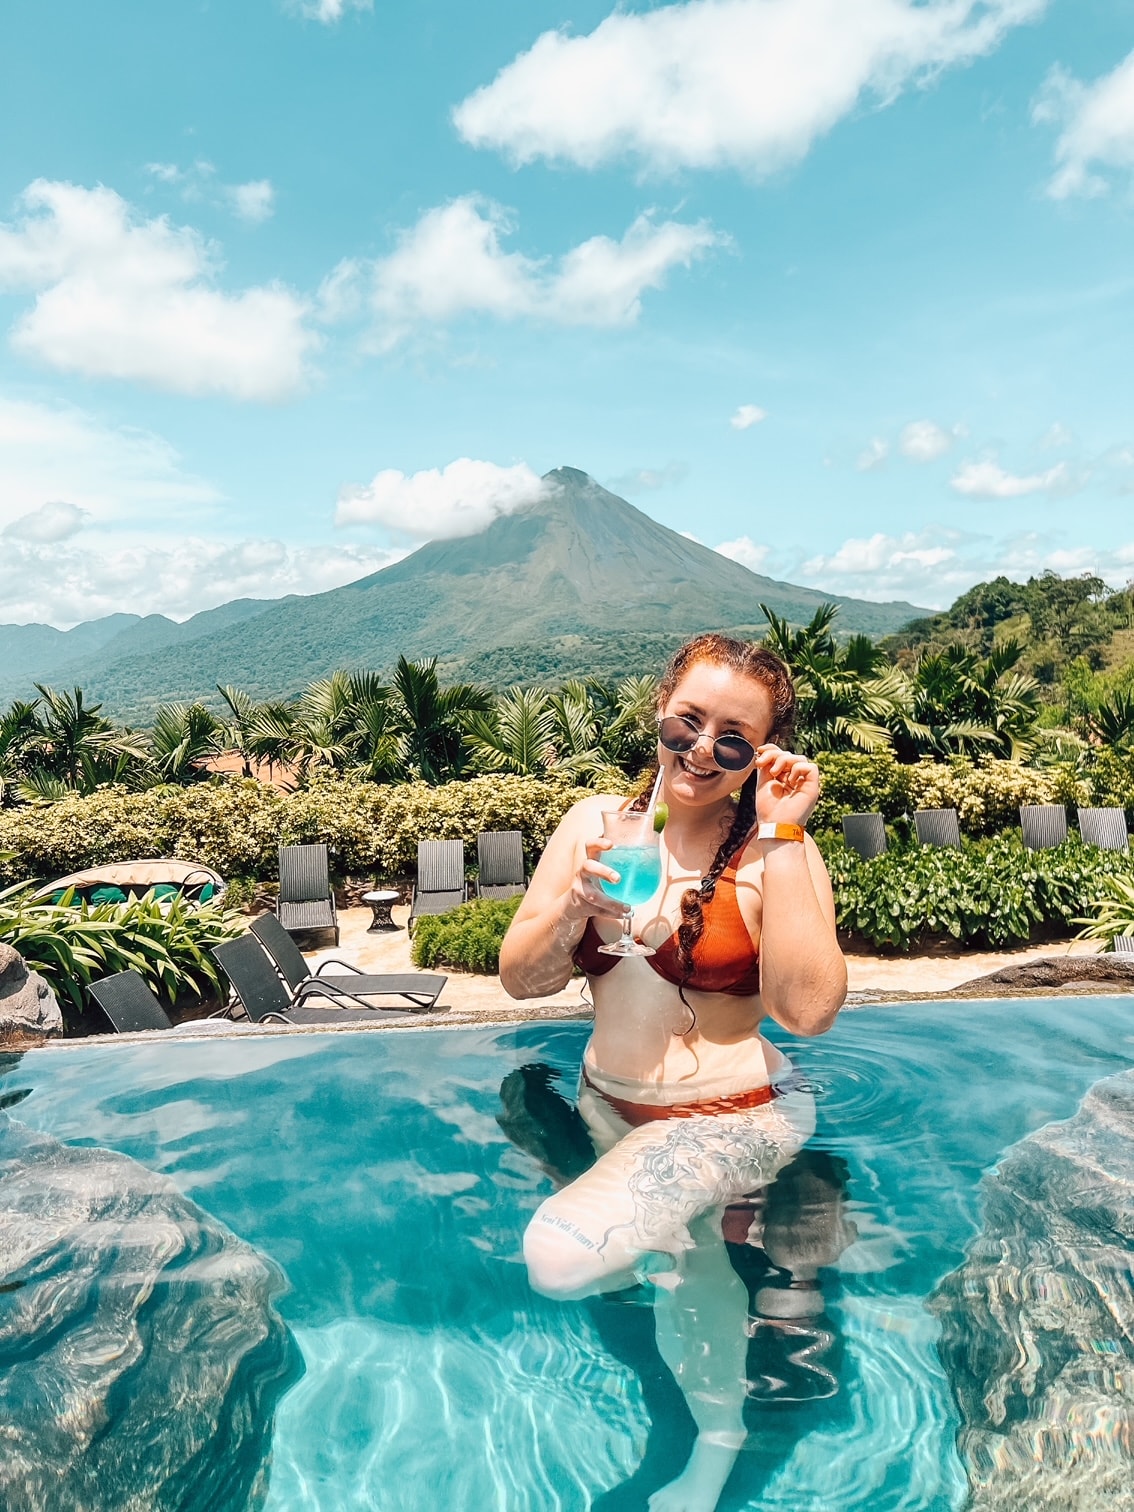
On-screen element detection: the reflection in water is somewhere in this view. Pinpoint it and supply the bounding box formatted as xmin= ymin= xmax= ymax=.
xmin=498 ymin=1062 xmax=857 ymax=1508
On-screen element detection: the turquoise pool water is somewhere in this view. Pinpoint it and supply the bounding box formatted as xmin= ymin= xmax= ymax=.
xmin=2 ymin=997 xmax=1133 ymax=1510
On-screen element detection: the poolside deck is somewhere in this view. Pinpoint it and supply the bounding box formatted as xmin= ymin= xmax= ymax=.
xmin=298 ymin=905 xmax=1116 ymax=1025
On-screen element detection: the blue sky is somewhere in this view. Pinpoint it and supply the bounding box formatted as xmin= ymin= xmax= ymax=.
xmin=1 ymin=0 xmax=1133 ymax=627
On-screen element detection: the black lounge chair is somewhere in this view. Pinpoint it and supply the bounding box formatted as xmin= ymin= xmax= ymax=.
xmin=1019 ymin=804 xmax=1068 ymax=851
xmin=841 ymin=812 xmax=887 ymax=861
xmin=476 ymin=830 xmax=528 ymax=900
xmin=914 ymin=808 xmax=962 ymax=848
xmin=408 ymin=839 xmax=466 ymax=934
xmin=249 ymin=912 xmax=446 ymax=1011
xmin=87 ymin=971 xmax=230 ymax=1034
xmin=1077 ymin=807 xmax=1130 ymax=851
xmin=213 ymin=935 xmax=406 ymax=1025
xmin=278 ymin=843 xmax=339 ymax=944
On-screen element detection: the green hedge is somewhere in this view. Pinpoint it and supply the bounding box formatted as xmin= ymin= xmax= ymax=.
xmin=824 ymin=835 xmax=1134 ymax=950
xmin=0 ymin=773 xmax=594 ymax=888
xmin=812 ymin=752 xmax=1093 ymax=838
xmin=410 ymin=895 xmax=524 ymax=974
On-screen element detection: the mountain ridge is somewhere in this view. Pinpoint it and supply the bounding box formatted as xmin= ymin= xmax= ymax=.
xmin=0 ymin=469 xmax=928 ymax=720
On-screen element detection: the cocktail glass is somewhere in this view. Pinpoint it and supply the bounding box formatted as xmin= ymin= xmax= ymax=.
xmin=596 ymin=809 xmax=662 ymax=957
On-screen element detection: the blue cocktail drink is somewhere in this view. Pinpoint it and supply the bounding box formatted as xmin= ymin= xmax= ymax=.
xmin=596 ymin=809 xmax=662 ymax=957
xmin=600 ymin=847 xmax=663 ymax=909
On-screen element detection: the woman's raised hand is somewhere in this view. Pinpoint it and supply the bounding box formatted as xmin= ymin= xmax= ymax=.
xmin=562 ymin=835 xmax=632 ymax=923
xmin=754 ymin=744 xmax=820 ymax=829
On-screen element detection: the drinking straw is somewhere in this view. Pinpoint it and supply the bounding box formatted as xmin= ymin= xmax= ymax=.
xmin=645 ymin=766 xmax=664 ymax=821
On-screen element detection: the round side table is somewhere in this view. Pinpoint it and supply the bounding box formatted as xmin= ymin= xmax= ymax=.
xmin=362 ymin=889 xmax=400 ymax=931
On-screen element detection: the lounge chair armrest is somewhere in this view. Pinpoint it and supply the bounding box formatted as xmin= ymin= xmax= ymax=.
xmin=293 ymin=977 xmax=372 ymax=1007
xmin=313 ymin=957 xmax=363 ymax=977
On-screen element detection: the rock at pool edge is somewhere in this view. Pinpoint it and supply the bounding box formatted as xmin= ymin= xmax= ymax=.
xmin=0 ymin=1117 xmax=304 ymax=1511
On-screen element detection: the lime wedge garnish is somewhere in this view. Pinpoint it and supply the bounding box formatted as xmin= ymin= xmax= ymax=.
xmin=652 ymin=803 xmax=668 ymax=834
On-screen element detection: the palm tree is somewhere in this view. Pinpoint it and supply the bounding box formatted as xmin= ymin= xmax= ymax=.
xmin=760 ymin=604 xmax=902 ymax=754
xmin=289 ymin=670 xmax=402 ymax=781
xmin=216 ymin=685 xmax=294 ymax=779
xmin=0 ymin=700 xmax=41 ymax=806
xmin=465 ymin=686 xmax=559 ymax=775
xmin=1085 ymin=689 xmax=1134 ymax=752
xmin=894 ymin=640 xmax=1044 ymax=762
xmin=391 ymin=658 xmax=493 ymax=784
xmin=149 ymin=703 xmax=223 ymax=783
xmin=23 ymin=685 xmax=149 ymax=796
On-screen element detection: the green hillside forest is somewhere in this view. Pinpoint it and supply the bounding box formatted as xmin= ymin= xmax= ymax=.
xmin=2 ymin=571 xmax=1133 ymax=814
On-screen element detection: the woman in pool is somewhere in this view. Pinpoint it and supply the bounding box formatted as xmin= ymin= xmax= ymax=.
xmin=498 ymin=633 xmax=847 ymax=1512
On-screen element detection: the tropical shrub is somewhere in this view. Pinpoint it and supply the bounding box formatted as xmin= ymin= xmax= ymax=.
xmin=0 ymin=887 xmax=244 ymax=1007
xmin=825 ymin=836 xmax=1134 ymax=950
xmin=1076 ymin=872 xmax=1134 ymax=947
xmin=811 ymin=752 xmax=1089 ymax=838
xmin=360 ymin=774 xmax=600 ymax=876
xmin=410 ymin=895 xmax=523 ymax=974
xmin=1088 ymin=748 xmax=1134 ymax=825
xmin=0 ymin=773 xmax=598 ymax=887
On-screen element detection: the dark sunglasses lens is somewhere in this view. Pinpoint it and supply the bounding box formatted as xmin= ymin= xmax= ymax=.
xmin=657 ymin=717 xmax=697 ymax=753
xmin=657 ymin=719 xmax=754 ymax=771
xmin=714 ymin=737 xmax=755 ymax=771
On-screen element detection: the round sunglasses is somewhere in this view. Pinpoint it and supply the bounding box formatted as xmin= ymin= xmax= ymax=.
xmin=656 ymin=715 xmax=756 ymax=772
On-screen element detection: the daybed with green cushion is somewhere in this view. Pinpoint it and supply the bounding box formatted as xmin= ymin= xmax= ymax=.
xmin=34 ymin=859 xmax=225 ymax=907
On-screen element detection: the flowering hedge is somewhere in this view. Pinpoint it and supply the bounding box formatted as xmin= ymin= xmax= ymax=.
xmin=0 ymin=774 xmax=595 ymax=887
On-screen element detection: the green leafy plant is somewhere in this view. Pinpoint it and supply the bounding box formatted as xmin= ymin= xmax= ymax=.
xmin=1075 ymin=871 xmax=1134 ymax=948
xmin=410 ymin=895 xmax=524 ymax=974
xmin=0 ymin=886 xmax=244 ymax=1007
xmin=825 ymin=835 xmax=1134 ymax=951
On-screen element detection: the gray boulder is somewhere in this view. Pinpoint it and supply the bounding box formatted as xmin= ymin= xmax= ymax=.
xmin=929 ymin=1071 xmax=1134 ymax=1510
xmin=0 ymin=1116 xmax=302 ymax=1511
xmin=0 ymin=942 xmax=62 ymax=1047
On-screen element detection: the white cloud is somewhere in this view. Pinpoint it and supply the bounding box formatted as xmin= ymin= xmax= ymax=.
xmin=1034 ymin=50 xmax=1134 ymax=198
xmin=799 ymin=528 xmax=965 ymax=605
xmin=0 ymin=396 xmax=219 ymax=528
xmin=796 ymin=525 xmax=1134 ymax=609
xmin=335 ymin=458 xmax=550 ymax=539
xmin=344 ymin=195 xmax=719 ymax=345
xmin=0 ymin=533 xmax=402 ymax=628
xmin=0 ymin=180 xmax=315 ymax=400
xmin=0 ymin=395 xmax=404 ymax=625
xmin=607 ymin=461 xmax=688 ymax=494
xmin=226 ymin=180 xmax=275 ymax=224
xmin=857 ymin=437 xmax=889 ymax=471
xmin=949 ymin=458 xmax=1077 ymax=499
xmin=2 ymin=501 xmax=88 ymax=543
xmin=898 ymin=419 xmax=956 ymax=461
xmin=454 ymin=0 xmax=1045 ymax=175
xmin=144 ymin=161 xmax=275 ymax=223
xmin=715 ymin=535 xmax=770 ymax=572
xmin=291 ymin=0 xmax=372 ymax=21
xmin=730 ymin=403 xmax=766 ymax=430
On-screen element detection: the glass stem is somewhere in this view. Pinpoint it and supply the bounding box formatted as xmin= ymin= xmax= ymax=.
xmin=621 ymin=909 xmax=634 ymax=949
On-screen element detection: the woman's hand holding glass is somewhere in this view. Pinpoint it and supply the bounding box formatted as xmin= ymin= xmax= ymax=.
xmin=562 ymin=833 xmax=637 ymax=927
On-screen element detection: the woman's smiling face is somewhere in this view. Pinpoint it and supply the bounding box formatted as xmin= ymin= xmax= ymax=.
xmin=657 ymin=661 xmax=774 ymax=804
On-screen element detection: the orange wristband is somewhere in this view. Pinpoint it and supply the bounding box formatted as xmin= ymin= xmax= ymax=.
xmin=756 ymin=822 xmax=806 ymax=844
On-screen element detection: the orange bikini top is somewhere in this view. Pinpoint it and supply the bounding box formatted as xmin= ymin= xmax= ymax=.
xmin=574 ymin=849 xmax=761 ymax=996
